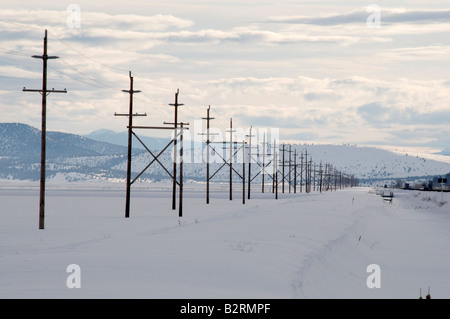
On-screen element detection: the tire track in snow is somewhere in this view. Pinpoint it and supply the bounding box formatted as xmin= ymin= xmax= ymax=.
xmin=290 ymin=190 xmax=378 ymax=298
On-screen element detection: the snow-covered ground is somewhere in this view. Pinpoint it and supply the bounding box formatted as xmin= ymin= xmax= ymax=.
xmin=1 ymin=181 xmax=449 ymax=299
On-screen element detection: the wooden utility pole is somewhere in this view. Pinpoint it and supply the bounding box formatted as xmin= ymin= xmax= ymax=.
xmin=179 ymin=123 xmax=184 ymax=216
xmin=313 ymin=162 xmax=317 ymax=192
xmin=304 ymin=150 xmax=308 ymax=193
xmin=275 ymin=140 xmax=278 ymax=199
xmin=282 ymin=144 xmax=285 ymax=193
xmin=261 ymin=133 xmax=266 ymax=194
xmin=319 ymin=162 xmax=323 ymax=193
xmin=199 ymin=106 xmax=215 ymax=204
xmin=288 ymin=144 xmax=292 ymax=193
xmin=169 ymin=89 xmax=184 ymax=210
xmin=272 ymin=141 xmax=276 ymax=194
xmin=115 ymin=71 xmax=145 ymax=218
xmin=23 ymin=29 xmax=67 ymax=229
xmin=300 ymin=152 xmax=304 ymax=193
xmin=294 ymin=149 xmax=297 ymax=193
xmin=227 ymin=118 xmax=236 ymax=200
xmin=163 ymin=118 xmax=190 ymax=216
xmin=246 ymin=126 xmax=254 ymax=200
xmin=242 ymin=140 xmax=246 ymax=205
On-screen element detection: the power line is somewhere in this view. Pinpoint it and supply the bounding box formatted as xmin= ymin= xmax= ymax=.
xmin=0 ymin=18 xmax=235 ymax=124
xmin=0 ymin=46 xmax=30 ymax=57
xmin=54 ymin=57 xmax=122 ymax=90
xmin=46 ymin=30 xmax=130 ymax=74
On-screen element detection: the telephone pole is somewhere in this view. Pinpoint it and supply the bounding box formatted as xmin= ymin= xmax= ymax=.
xmin=23 ymin=29 xmax=67 ymax=229
xmin=288 ymin=145 xmax=292 ymax=193
xmin=199 ymin=106 xmax=216 ymax=204
xmin=227 ymin=118 xmax=236 ymax=200
xmin=274 ymin=140 xmax=278 ymax=200
xmin=246 ymin=126 xmax=255 ymax=199
xmin=242 ymin=140 xmax=246 ymax=205
xmin=294 ymin=149 xmax=297 ymax=193
xmin=114 ymin=71 xmax=146 ymax=218
xmin=261 ymin=133 xmax=267 ymax=194
xmin=282 ymin=144 xmax=286 ymax=193
xmin=300 ymin=152 xmax=304 ymax=193
xmin=169 ymin=89 xmax=184 ymax=210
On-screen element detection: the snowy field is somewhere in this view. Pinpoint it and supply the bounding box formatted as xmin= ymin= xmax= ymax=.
xmin=1 ymin=181 xmax=449 ymax=299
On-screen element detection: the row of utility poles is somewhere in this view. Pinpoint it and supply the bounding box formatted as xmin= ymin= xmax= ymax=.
xmin=200 ymin=116 xmax=357 ymax=204
xmin=112 ymin=81 xmax=357 ymax=217
xmin=24 ymin=30 xmax=357 ymax=228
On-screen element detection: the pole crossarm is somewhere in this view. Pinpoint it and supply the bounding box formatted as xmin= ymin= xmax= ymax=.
xmin=115 ymin=112 xmax=147 ymax=117
xmin=128 ymin=125 xmax=190 ymax=130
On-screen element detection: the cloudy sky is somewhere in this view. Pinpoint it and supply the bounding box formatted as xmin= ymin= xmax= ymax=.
xmin=1 ymin=0 xmax=449 ymax=152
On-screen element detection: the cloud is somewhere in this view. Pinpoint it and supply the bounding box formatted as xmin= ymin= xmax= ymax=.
xmin=1 ymin=5 xmax=449 ymax=150
xmin=1 ymin=9 xmax=193 ymax=31
xmin=0 ymin=65 xmax=41 ymax=80
xmin=269 ymin=8 xmax=450 ymax=26
xmin=357 ymin=101 xmax=450 ymax=126
xmin=378 ymin=45 xmax=450 ymax=61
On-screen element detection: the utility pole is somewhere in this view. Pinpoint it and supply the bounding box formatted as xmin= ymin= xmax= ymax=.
xmin=169 ymin=89 xmax=184 ymax=210
xmin=246 ymin=126 xmax=254 ymax=200
xmin=23 ymin=29 xmax=67 ymax=229
xmin=304 ymin=150 xmax=308 ymax=193
xmin=114 ymin=71 xmax=145 ymax=218
xmin=300 ymin=152 xmax=304 ymax=193
xmin=282 ymin=144 xmax=285 ymax=193
xmin=179 ymin=123 xmax=184 ymax=217
xmin=199 ymin=106 xmax=216 ymax=204
xmin=288 ymin=144 xmax=292 ymax=193
xmin=163 ymin=118 xmax=190 ymax=216
xmin=275 ymin=140 xmax=278 ymax=200
xmin=262 ymin=133 xmax=266 ymax=194
xmin=272 ymin=141 xmax=276 ymax=194
xmin=313 ymin=162 xmax=317 ymax=192
xmin=319 ymin=162 xmax=323 ymax=193
xmin=227 ymin=118 xmax=236 ymax=200
xmin=294 ymin=149 xmax=297 ymax=193
xmin=242 ymin=140 xmax=246 ymax=205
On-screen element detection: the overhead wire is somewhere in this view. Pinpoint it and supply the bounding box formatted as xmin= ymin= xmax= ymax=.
xmin=0 ymin=16 xmax=235 ymax=125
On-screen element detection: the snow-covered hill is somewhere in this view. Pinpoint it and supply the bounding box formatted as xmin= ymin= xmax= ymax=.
xmin=84 ymin=129 xmax=171 ymax=151
xmin=290 ymin=144 xmax=450 ymax=182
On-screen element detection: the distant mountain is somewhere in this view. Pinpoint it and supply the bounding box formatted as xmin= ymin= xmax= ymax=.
xmin=290 ymin=144 xmax=450 ymax=184
xmin=0 ymin=123 xmax=128 ymax=158
xmin=0 ymin=123 xmax=136 ymax=181
xmin=84 ymin=129 xmax=172 ymax=152
xmin=1 ymin=123 xmax=449 ymax=184
xmin=438 ymin=147 xmax=450 ymax=156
